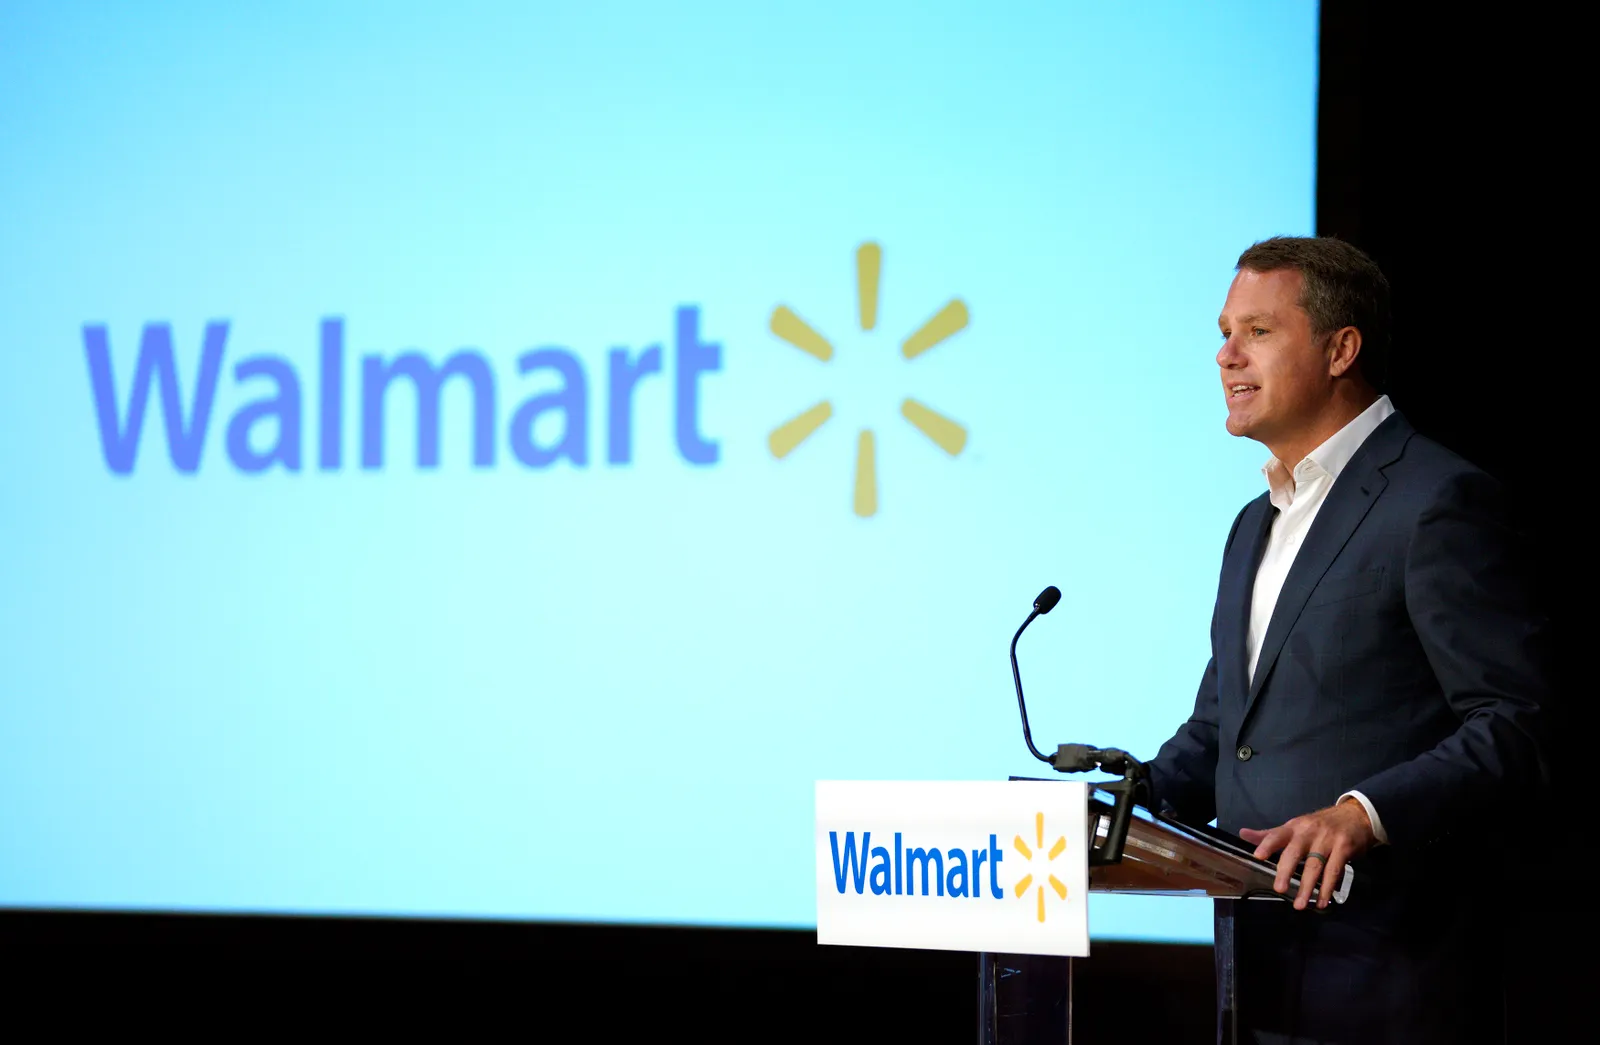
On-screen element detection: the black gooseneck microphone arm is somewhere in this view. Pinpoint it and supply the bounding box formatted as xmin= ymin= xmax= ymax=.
xmin=1008 ymin=584 xmax=1148 ymax=778
xmin=1010 ymin=586 xmax=1061 ymax=767
xmin=1009 ymin=583 xmax=1152 ymax=866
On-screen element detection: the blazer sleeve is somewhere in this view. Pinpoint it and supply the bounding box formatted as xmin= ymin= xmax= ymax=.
xmin=1149 ymin=504 xmax=1250 ymax=824
xmin=1350 ymin=469 xmax=1551 ymax=847
xmin=1150 ymin=655 xmax=1221 ymax=824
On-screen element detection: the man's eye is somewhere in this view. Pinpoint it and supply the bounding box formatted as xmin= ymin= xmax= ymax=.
xmin=1251 ymin=327 xmax=1268 ymax=337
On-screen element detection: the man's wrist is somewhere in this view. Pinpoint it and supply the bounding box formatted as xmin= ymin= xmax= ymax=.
xmin=1337 ymin=795 xmax=1370 ymax=825
xmin=1337 ymin=790 xmax=1387 ymax=845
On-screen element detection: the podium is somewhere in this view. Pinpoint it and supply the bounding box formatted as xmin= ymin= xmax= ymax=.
xmin=814 ymin=772 xmax=1352 ymax=1042
xmin=815 ymin=758 xmax=1352 ymax=1045
xmin=976 ymin=770 xmax=1350 ymax=1045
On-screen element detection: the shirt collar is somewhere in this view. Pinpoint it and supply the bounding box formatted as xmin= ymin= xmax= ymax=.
xmin=1262 ymin=395 xmax=1394 ymax=509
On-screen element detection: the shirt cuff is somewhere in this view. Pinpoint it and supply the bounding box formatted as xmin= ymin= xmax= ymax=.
xmin=1338 ymin=790 xmax=1389 ymax=845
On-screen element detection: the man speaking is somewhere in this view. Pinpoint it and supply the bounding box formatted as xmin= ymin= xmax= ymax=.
xmin=1148 ymin=237 xmax=1549 ymax=1044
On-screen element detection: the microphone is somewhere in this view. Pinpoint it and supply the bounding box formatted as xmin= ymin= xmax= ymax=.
xmin=1009 ymin=585 xmax=1146 ymax=778
xmin=1010 ymin=586 xmax=1062 ymax=767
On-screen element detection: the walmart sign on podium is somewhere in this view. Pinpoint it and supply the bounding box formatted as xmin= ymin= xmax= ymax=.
xmin=815 ymin=781 xmax=1090 ymax=956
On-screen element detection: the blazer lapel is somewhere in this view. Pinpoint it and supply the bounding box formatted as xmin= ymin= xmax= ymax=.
xmin=1221 ymin=495 xmax=1276 ymax=709
xmin=1242 ymin=413 xmax=1414 ymax=721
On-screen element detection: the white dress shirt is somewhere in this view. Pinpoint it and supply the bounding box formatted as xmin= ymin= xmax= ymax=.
xmin=1247 ymin=394 xmax=1395 ymax=843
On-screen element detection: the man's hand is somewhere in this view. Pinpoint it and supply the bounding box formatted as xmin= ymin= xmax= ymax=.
xmin=1238 ymin=798 xmax=1376 ymax=910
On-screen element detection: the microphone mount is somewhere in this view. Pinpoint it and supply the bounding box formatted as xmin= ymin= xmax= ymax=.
xmin=1050 ymin=743 xmax=1146 ymax=778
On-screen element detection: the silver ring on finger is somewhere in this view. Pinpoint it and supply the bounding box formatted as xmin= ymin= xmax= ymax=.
xmin=1306 ymin=851 xmax=1327 ymax=864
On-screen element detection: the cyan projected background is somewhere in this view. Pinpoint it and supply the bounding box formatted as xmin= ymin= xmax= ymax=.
xmin=0 ymin=2 xmax=1316 ymax=940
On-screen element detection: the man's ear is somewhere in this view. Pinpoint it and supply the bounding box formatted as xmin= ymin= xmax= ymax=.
xmin=1326 ymin=326 xmax=1363 ymax=378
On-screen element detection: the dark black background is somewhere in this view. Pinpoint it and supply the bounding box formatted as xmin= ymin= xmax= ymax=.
xmin=3 ymin=3 xmax=1580 ymax=1039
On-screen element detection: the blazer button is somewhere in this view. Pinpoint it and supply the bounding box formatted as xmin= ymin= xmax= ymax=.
xmin=1236 ymin=745 xmax=1253 ymax=762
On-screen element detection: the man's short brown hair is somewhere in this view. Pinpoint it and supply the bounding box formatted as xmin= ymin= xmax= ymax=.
xmin=1237 ymin=236 xmax=1392 ymax=391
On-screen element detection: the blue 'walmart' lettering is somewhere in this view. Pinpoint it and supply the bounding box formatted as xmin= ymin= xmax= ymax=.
xmin=83 ymin=306 xmax=721 ymax=474
xmin=828 ymin=831 xmax=1004 ymax=899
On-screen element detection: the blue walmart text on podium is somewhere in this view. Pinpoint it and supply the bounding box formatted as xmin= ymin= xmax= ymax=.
xmin=829 ymin=831 xmax=1006 ymax=899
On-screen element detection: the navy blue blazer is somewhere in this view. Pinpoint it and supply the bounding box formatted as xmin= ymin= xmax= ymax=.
xmin=1149 ymin=411 xmax=1550 ymax=1042
xmin=1151 ymin=410 xmax=1547 ymax=845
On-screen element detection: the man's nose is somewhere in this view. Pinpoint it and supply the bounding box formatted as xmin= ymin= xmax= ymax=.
xmin=1217 ymin=335 xmax=1244 ymax=369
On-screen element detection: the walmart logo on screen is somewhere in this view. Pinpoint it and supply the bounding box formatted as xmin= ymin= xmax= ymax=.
xmin=828 ymin=812 xmax=1070 ymax=923
xmin=81 ymin=241 xmax=971 ymax=516
xmin=83 ymin=306 xmax=722 ymax=475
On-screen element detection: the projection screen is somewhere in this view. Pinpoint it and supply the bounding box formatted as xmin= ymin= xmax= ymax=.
xmin=0 ymin=1 xmax=1318 ymax=941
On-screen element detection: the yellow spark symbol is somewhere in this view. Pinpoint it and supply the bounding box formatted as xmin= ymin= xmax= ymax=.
xmin=1013 ymin=811 xmax=1070 ymax=923
xmin=767 ymin=242 xmax=969 ymax=517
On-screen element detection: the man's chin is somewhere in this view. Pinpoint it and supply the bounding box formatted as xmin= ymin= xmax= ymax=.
xmin=1226 ymin=413 xmax=1278 ymax=447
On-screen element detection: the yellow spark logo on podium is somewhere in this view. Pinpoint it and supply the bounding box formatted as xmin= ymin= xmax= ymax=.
xmin=767 ymin=242 xmax=969 ymax=517
xmin=1013 ymin=811 xmax=1069 ymax=923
